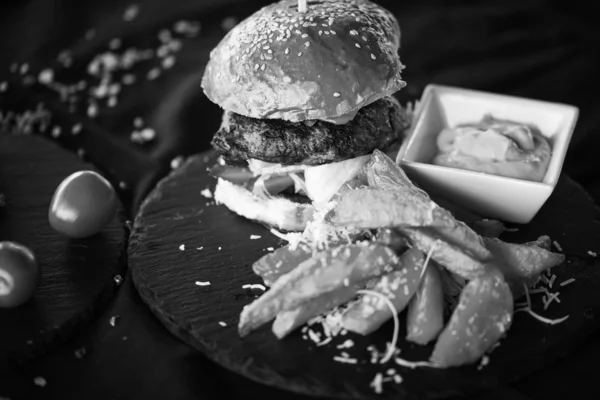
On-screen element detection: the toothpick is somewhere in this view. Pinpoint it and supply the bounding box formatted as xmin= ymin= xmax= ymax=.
xmin=298 ymin=0 xmax=307 ymax=13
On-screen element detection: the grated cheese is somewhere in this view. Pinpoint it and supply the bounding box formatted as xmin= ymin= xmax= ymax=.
xmin=560 ymin=278 xmax=575 ymax=287
xmin=333 ymin=355 xmax=358 ymax=364
xmin=242 ymin=284 xmax=266 ymax=291
xmin=553 ymin=241 xmax=563 ymax=252
xmin=356 ymin=289 xmax=398 ymax=364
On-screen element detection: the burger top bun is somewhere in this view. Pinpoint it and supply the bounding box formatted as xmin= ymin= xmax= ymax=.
xmin=201 ymin=0 xmax=406 ymax=124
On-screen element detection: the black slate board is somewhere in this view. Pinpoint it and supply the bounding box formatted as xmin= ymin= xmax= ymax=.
xmin=0 ymin=134 xmax=127 ymax=371
xmin=129 ymin=151 xmax=600 ymax=400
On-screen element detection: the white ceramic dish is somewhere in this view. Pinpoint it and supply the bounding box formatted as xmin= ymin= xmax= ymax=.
xmin=396 ymin=84 xmax=579 ymax=224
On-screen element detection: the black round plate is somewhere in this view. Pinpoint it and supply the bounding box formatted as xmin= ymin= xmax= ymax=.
xmin=0 ymin=134 xmax=127 ymax=371
xmin=129 ymin=150 xmax=600 ymax=399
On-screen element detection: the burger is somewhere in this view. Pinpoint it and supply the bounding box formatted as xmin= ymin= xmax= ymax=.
xmin=201 ymin=0 xmax=411 ymax=232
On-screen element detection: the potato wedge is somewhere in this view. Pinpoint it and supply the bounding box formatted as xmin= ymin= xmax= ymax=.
xmin=252 ymin=243 xmax=313 ymax=287
xmin=484 ymin=237 xmax=565 ymax=279
xmin=340 ymin=247 xmax=426 ymax=335
xmin=359 ymin=150 xmax=492 ymax=261
xmin=402 ymin=228 xmax=489 ymax=280
xmin=430 ymin=269 xmax=513 ymax=368
xmin=406 ymin=262 xmax=445 ymax=345
xmin=331 ymin=188 xmax=491 ymax=261
xmin=214 ymin=178 xmax=314 ymax=232
xmin=238 ymin=242 xmax=401 ymax=337
xmin=272 ymin=285 xmax=361 ymax=339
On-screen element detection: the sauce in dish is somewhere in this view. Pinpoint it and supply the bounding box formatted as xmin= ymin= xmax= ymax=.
xmin=432 ymin=114 xmax=552 ymax=182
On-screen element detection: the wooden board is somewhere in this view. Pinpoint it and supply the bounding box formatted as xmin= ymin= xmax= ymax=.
xmin=0 ymin=134 xmax=127 ymax=371
xmin=129 ymin=150 xmax=600 ymax=399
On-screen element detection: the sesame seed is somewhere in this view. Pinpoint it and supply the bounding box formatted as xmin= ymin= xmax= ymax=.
xmin=298 ymin=52 xmax=303 ymax=56
xmin=355 ymin=43 xmax=361 ymax=48
xmin=304 ymin=41 xmax=310 ymax=47
xmin=371 ymin=53 xmax=376 ymax=60
xmin=285 ymin=48 xmax=290 ymax=54
xmin=333 ymin=92 xmax=341 ymax=97
xmin=260 ymin=64 xmax=266 ymax=71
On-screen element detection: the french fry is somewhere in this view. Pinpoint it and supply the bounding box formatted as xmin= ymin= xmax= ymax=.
xmin=430 ymin=269 xmax=513 ymax=368
xmin=214 ymin=178 xmax=314 ymax=232
xmin=361 ymin=150 xmax=492 ymax=261
xmin=402 ymin=228 xmax=489 ymax=280
xmin=340 ymin=247 xmax=426 ymax=335
xmin=252 ymin=243 xmax=313 ymax=287
xmin=484 ymin=237 xmax=565 ymax=279
xmin=272 ymin=284 xmax=361 ymax=339
xmin=472 ymin=219 xmax=506 ymax=238
xmin=238 ymin=242 xmax=401 ymax=337
xmin=406 ymin=262 xmax=445 ymax=345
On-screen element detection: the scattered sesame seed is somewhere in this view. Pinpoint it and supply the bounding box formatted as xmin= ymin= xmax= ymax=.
xmin=371 ymin=53 xmax=376 ymax=60
xmin=355 ymin=43 xmax=361 ymax=48
xmin=179 ymin=244 xmax=186 ymax=251
xmin=33 ymin=377 xmax=47 ymax=387
xmin=109 ymin=38 xmax=122 ymax=50
xmin=71 ymin=124 xmax=82 ymax=135
xmin=0 ymin=81 xmax=7 ymax=92
xmin=588 ymin=250 xmax=597 ymax=257
xmin=195 ymin=281 xmax=211 ymax=286
xmin=85 ymin=29 xmax=96 ymax=40
xmin=74 ymin=347 xmax=87 ymax=359
xmin=218 ymin=321 xmax=227 ymax=327
xmin=38 ymin=69 xmax=54 ymax=84
xmin=147 ymin=68 xmax=161 ymax=80
xmin=51 ymin=126 xmax=61 ymax=138
xmin=333 ymin=92 xmax=341 ymax=97
xmin=123 ymin=4 xmax=140 ymax=21
xmin=553 ymin=240 xmax=562 ymax=252
xmin=19 ymin=63 xmax=29 ymax=75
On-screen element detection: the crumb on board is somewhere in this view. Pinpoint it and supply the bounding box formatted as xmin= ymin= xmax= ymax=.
xmin=171 ymin=156 xmax=185 ymax=170
xmin=114 ymin=275 xmax=123 ymax=285
xmin=266 ymin=247 xmax=274 ymax=251
xmin=200 ymin=188 xmax=213 ymax=198
xmin=195 ymin=281 xmax=211 ymax=287
xmin=179 ymin=244 xmax=185 ymax=251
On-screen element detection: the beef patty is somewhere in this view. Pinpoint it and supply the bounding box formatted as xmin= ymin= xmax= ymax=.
xmin=211 ymin=96 xmax=411 ymax=166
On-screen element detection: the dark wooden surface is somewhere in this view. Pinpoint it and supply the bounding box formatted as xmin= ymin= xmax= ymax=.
xmin=0 ymin=134 xmax=127 ymax=371
xmin=129 ymin=150 xmax=600 ymax=399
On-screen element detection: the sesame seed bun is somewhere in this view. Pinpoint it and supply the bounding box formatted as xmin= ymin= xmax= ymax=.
xmin=201 ymin=0 xmax=406 ymax=124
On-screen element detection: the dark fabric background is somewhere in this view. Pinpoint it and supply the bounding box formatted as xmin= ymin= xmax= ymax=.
xmin=0 ymin=1 xmax=599 ymax=399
